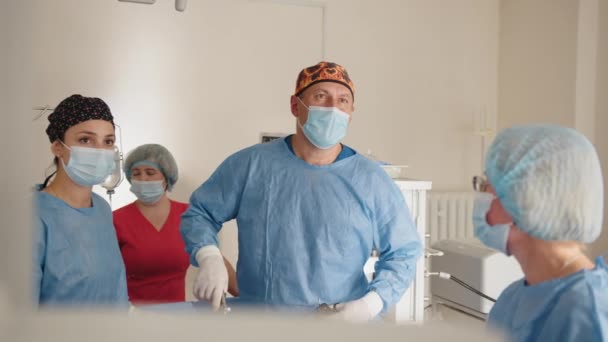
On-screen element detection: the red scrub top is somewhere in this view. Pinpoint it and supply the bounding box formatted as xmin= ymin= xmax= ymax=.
xmin=113 ymin=200 xmax=190 ymax=304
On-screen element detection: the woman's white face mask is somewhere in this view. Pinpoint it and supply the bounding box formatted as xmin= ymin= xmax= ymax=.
xmin=59 ymin=141 xmax=116 ymax=186
xmin=130 ymin=180 xmax=165 ymax=204
xmin=473 ymin=192 xmax=512 ymax=255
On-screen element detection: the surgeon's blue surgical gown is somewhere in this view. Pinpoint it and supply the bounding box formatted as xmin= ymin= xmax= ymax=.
xmin=181 ymin=137 xmax=422 ymax=310
xmin=488 ymin=256 xmax=608 ymax=341
xmin=33 ymin=186 xmax=129 ymax=307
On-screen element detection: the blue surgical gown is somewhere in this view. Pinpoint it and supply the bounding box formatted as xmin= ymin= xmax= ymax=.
xmin=487 ymin=256 xmax=608 ymax=341
xmin=180 ymin=138 xmax=422 ymax=310
xmin=33 ymin=186 xmax=129 ymax=307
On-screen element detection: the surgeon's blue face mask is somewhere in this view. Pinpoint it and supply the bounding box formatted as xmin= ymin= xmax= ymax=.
xmin=473 ymin=192 xmax=512 ymax=255
xmin=296 ymin=97 xmax=350 ymax=149
xmin=59 ymin=141 xmax=116 ymax=187
xmin=130 ymin=180 xmax=165 ymax=204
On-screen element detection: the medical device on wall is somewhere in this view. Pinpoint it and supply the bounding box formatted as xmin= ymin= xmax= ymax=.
xmin=101 ymin=124 xmax=125 ymax=204
xmin=118 ymin=0 xmax=187 ymax=12
xmin=429 ymin=239 xmax=523 ymax=319
xmin=32 ymin=105 xmax=54 ymax=121
xmin=259 ymin=132 xmax=289 ymax=143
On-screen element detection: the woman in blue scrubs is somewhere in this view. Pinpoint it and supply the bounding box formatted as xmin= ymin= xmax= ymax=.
xmin=33 ymin=94 xmax=128 ymax=307
xmin=472 ymin=124 xmax=608 ymax=341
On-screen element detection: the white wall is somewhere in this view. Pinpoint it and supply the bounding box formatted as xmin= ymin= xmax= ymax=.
xmin=591 ymin=1 xmax=608 ymax=257
xmin=0 ymin=0 xmax=35 ymax=311
xmin=498 ymin=0 xmax=579 ymax=129
xmin=324 ymin=0 xmax=499 ymax=186
xmin=26 ymin=0 xmax=499 ymax=273
xmin=574 ymin=0 xmax=599 ymax=142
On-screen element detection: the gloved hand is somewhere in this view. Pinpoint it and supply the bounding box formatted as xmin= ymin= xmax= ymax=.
xmin=193 ymin=245 xmax=228 ymax=310
xmin=332 ymin=292 xmax=384 ymax=322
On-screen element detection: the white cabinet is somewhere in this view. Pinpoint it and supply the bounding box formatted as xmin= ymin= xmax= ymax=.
xmin=364 ymin=178 xmax=432 ymax=323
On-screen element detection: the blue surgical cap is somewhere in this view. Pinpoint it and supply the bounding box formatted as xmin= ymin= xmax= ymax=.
xmin=124 ymin=144 xmax=178 ymax=191
xmin=486 ymin=124 xmax=603 ymax=243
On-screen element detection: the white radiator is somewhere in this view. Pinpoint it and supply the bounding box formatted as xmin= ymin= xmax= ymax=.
xmin=426 ymin=191 xmax=476 ymax=244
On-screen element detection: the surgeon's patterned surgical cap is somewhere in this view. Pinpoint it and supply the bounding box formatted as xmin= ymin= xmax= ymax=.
xmin=46 ymin=94 xmax=114 ymax=142
xmin=294 ymin=61 xmax=355 ymax=98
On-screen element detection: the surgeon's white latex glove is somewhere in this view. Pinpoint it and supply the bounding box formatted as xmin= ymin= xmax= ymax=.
xmin=333 ymin=292 xmax=384 ymax=322
xmin=193 ymin=245 xmax=228 ymax=310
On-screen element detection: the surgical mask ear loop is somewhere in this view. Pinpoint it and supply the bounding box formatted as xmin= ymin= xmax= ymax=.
xmin=56 ymin=140 xmax=73 ymax=174
xmin=57 ymin=139 xmax=72 ymax=163
xmin=295 ymin=97 xmax=309 ymax=128
xmin=58 ymin=139 xmax=71 ymax=150
xmin=296 ymin=96 xmax=309 ymax=109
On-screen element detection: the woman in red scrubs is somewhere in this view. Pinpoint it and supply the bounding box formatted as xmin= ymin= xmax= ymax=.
xmin=113 ymin=144 xmax=238 ymax=304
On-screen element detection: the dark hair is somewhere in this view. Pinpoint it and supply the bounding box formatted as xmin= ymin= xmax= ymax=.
xmin=41 ymin=133 xmax=65 ymax=189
